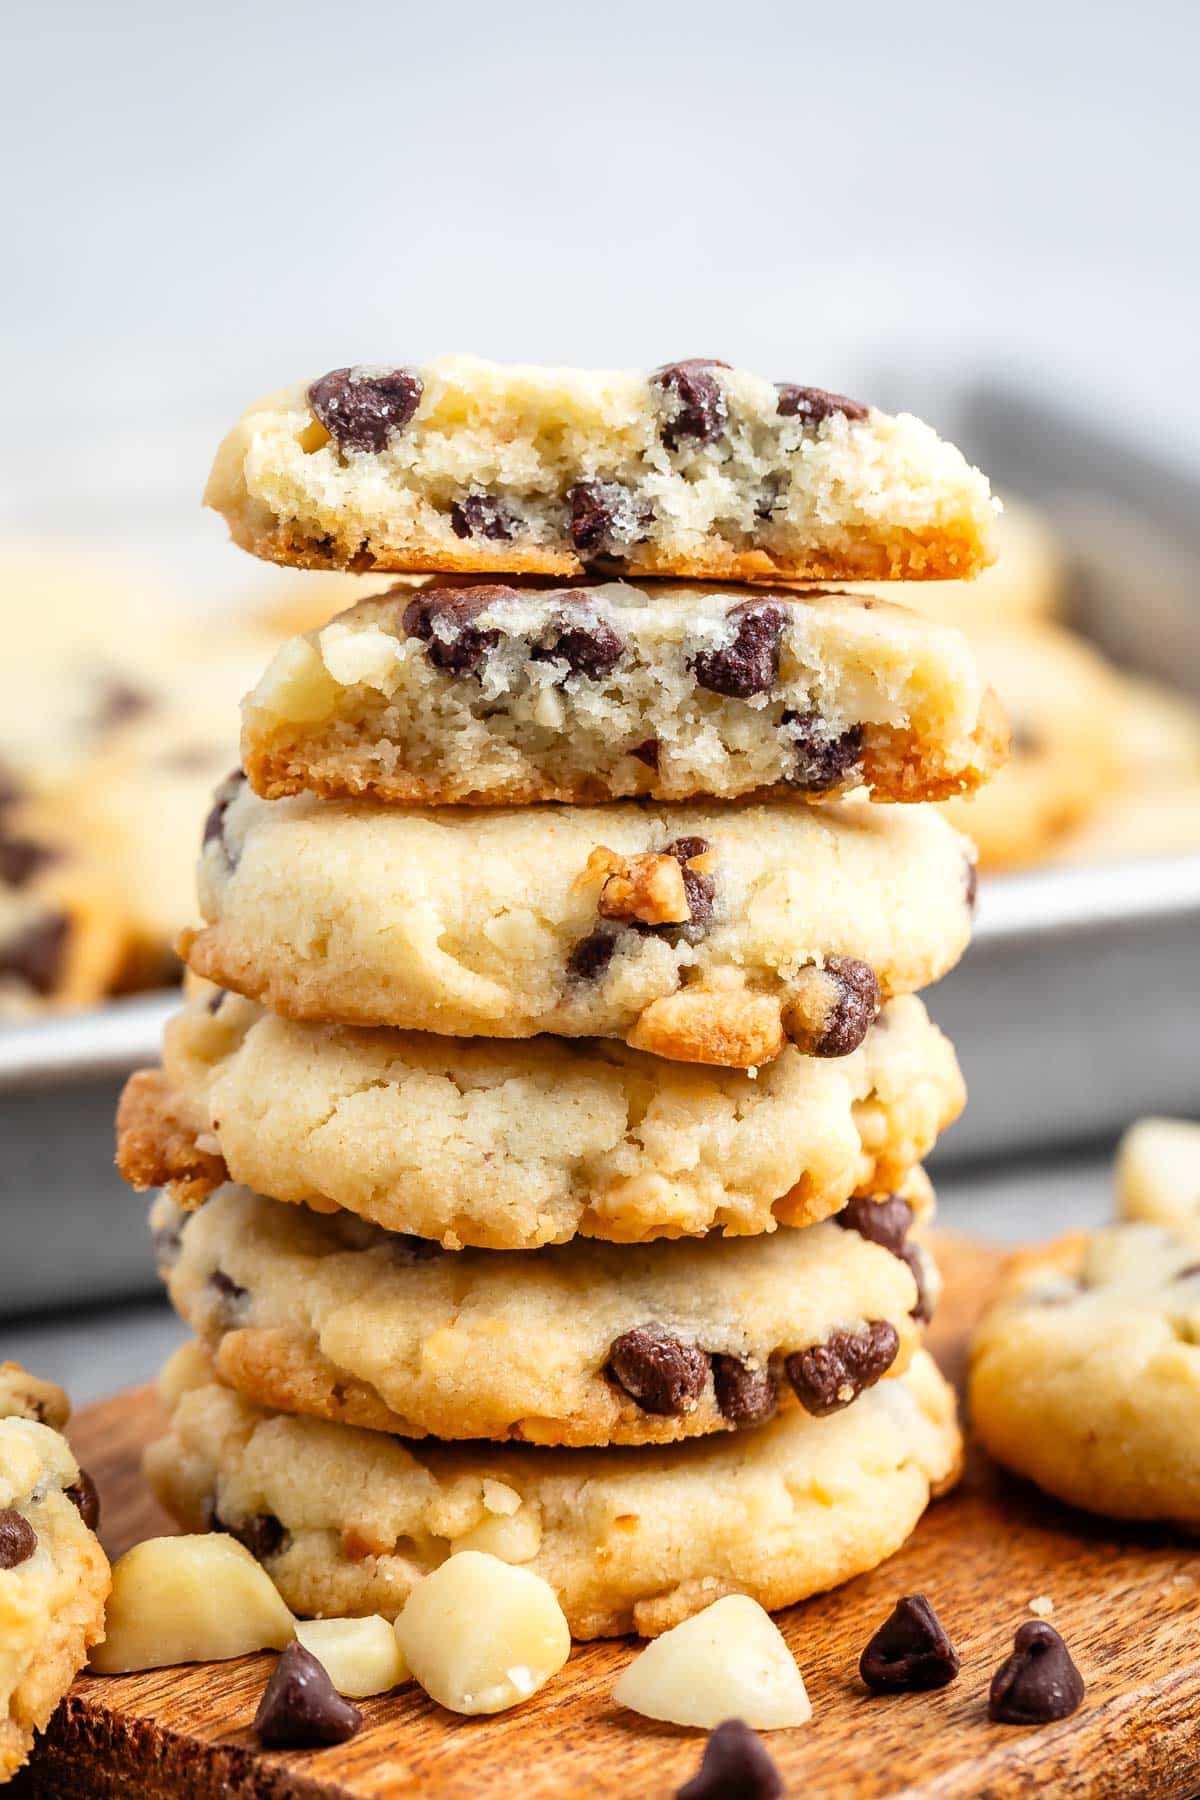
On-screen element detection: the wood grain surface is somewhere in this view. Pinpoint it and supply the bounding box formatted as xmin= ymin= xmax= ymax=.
xmin=14 ymin=1234 xmax=1200 ymax=1798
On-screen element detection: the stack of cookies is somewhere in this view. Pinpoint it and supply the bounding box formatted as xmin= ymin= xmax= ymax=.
xmin=119 ymin=355 xmax=1004 ymax=1641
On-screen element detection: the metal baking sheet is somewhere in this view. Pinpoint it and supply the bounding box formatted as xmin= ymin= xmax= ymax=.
xmin=2 ymin=380 xmax=1199 ymax=1311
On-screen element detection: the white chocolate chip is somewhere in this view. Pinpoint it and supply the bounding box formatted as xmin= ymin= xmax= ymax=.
xmin=451 ymin=1504 xmax=542 ymax=1562
xmin=318 ymin=622 xmax=403 ymax=691
xmin=90 ymin=1535 xmax=294 ymax=1673
xmin=394 ymin=1549 xmax=570 ymax=1715
xmin=612 ymin=1594 xmax=811 ymax=1731
xmin=482 ymin=1479 xmax=521 ymax=1517
xmin=255 ymin=637 xmax=339 ymax=722
xmin=294 ymin=1616 xmax=409 ymax=1697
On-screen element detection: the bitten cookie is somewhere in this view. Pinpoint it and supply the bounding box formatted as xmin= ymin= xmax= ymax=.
xmin=1117 ymin=1116 xmax=1200 ymax=1229
xmin=117 ymin=990 xmax=961 ymax=1245
xmin=0 ymin=1370 xmax=110 ymax=1782
xmin=242 ymin=580 xmax=1006 ymax=808
xmin=970 ymin=1222 xmax=1200 ymax=1525
xmin=853 ymin=497 xmax=1064 ymax=630
xmin=151 ymin=1181 xmax=937 ymax=1448
xmin=185 ymin=784 xmax=976 ymax=1067
xmin=204 ymin=354 xmax=996 ymax=585
xmin=146 ymin=1348 xmax=961 ymax=1640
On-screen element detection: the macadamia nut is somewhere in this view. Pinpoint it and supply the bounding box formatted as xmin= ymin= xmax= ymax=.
xmin=90 ymin=1535 xmax=294 ymax=1673
xmin=394 ymin=1549 xmax=570 ymax=1714
xmin=294 ymin=1616 xmax=409 ymax=1698
xmin=613 ymin=1594 xmax=811 ymax=1730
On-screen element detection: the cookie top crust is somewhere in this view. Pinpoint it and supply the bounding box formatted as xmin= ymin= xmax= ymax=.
xmin=186 ymin=785 xmax=976 ymax=1067
xmin=147 ymin=1349 xmax=961 ymax=1640
xmin=242 ymin=579 xmax=1007 ymax=809
xmin=153 ymin=1180 xmax=935 ymax=1449
xmin=205 ymin=354 xmax=997 ymax=585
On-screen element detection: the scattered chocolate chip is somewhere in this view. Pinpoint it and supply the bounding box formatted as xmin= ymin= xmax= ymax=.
xmin=691 ymin=601 xmax=786 ymax=700
xmin=402 ymin=585 xmax=513 ymax=678
xmin=654 ymin=359 xmax=730 ymax=450
xmin=775 ymin=383 xmax=869 ymax=425
xmin=811 ymin=957 xmax=881 ymax=1057
xmin=535 ymin=607 xmax=626 ymax=680
xmin=676 ymin=1718 xmax=783 ymax=1800
xmin=208 ymin=1268 xmax=249 ymax=1324
xmin=566 ymin=925 xmax=620 ymax=982
xmin=449 ymin=494 xmax=517 ymax=542
xmin=835 ymin=1194 xmax=915 ymax=1259
xmin=780 ymin=711 xmax=864 ymax=792
xmin=201 ymin=769 xmax=246 ymax=855
xmin=860 ymin=1594 xmax=960 ymax=1693
xmin=0 ymin=913 xmax=70 ymax=996
xmin=0 ymin=1509 xmax=36 ymax=1570
xmin=0 ymin=834 xmax=60 ymax=889
xmin=712 ymin=1355 xmax=778 ymax=1427
xmin=965 ymin=856 xmax=979 ymax=916
xmin=630 ymin=738 xmax=660 ymax=769
xmin=785 ymin=1322 xmax=899 ymax=1416
xmin=608 ymin=1324 xmax=709 ymax=1416
xmin=566 ymin=481 xmax=654 ymax=558
xmin=65 ymin=1469 xmax=100 ymax=1532
xmin=988 ymin=1621 xmax=1085 ymax=1725
xmin=254 ymin=1641 xmax=362 ymax=1749
xmin=308 ymin=366 xmax=423 ymax=455
xmin=217 ymin=1509 xmax=287 ymax=1562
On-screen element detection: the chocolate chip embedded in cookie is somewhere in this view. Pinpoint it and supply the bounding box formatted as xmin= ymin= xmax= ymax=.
xmin=785 ymin=1322 xmax=900 ymax=1416
xmin=608 ymin=1327 xmax=710 ymax=1417
xmin=783 ymin=958 xmax=882 ymax=1059
xmin=691 ymin=600 xmax=785 ymax=699
xmin=308 ymin=366 xmax=423 ymax=455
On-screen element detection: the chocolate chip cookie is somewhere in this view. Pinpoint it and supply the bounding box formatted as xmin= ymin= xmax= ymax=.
xmin=205 ymin=354 xmax=997 ymax=585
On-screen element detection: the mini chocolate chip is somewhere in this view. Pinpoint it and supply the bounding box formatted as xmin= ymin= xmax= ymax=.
xmin=254 ymin=1641 xmax=362 ymax=1749
xmin=812 ymin=957 xmax=881 ymax=1057
xmin=0 ymin=833 xmax=60 ymax=888
xmin=860 ymin=1594 xmax=960 ymax=1693
xmin=402 ymin=584 xmax=514 ymax=678
xmin=152 ymin=1217 xmax=184 ymax=1271
xmin=308 ymin=366 xmax=423 ymax=455
xmin=630 ymin=738 xmax=660 ymax=769
xmin=208 ymin=1268 xmax=249 ymax=1325
xmin=676 ymin=1718 xmax=783 ymax=1800
xmin=206 ymin=988 xmax=227 ymax=1015
xmin=535 ymin=607 xmax=626 ymax=680
xmin=0 ymin=913 xmax=70 ymax=996
xmin=608 ymin=1324 xmax=710 ymax=1416
xmin=218 ymin=1510 xmax=286 ymax=1562
xmin=449 ymin=494 xmax=517 ymax=542
xmin=201 ymin=769 xmax=246 ymax=853
xmin=988 ymin=1621 xmax=1085 ymax=1725
xmin=567 ymin=481 xmax=654 ymax=558
xmin=965 ymin=856 xmax=979 ymax=916
xmin=566 ymin=925 xmax=620 ymax=982
xmin=65 ymin=1469 xmax=100 ymax=1532
xmin=780 ymin=711 xmax=864 ymax=792
xmin=775 ymin=383 xmax=869 ymax=425
xmin=712 ymin=1356 xmax=778 ymax=1428
xmin=663 ymin=836 xmax=715 ymax=934
xmin=785 ymin=1322 xmax=899 ymax=1416
xmin=691 ymin=602 xmax=786 ymax=700
xmin=0 ymin=1509 xmax=36 ymax=1569
xmin=654 ymin=359 xmax=730 ymax=450
xmin=835 ymin=1194 xmax=915 ymax=1259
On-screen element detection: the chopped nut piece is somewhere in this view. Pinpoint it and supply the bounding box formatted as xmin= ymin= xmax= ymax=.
xmin=89 ymin=1535 xmax=294 ymax=1673
xmin=628 ymin=988 xmax=786 ymax=1069
xmin=612 ymin=1595 xmax=811 ymax=1730
xmin=394 ymin=1550 xmax=570 ymax=1715
xmin=294 ymin=1616 xmax=408 ymax=1698
xmin=593 ymin=848 xmax=691 ymax=927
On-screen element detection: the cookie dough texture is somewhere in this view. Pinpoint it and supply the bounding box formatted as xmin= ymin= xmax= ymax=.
xmin=186 ymin=786 xmax=976 ymax=1066
xmin=1117 ymin=1117 xmax=1200 ymax=1229
xmin=970 ymin=1222 xmax=1200 ymax=1524
xmin=0 ymin=1381 xmax=110 ymax=1781
xmin=205 ymin=354 xmax=996 ymax=585
xmin=242 ymin=581 xmax=1006 ymax=808
xmin=153 ymin=1182 xmax=933 ymax=1447
xmin=118 ymin=990 xmax=961 ymax=1245
xmin=146 ymin=1350 xmax=961 ymax=1640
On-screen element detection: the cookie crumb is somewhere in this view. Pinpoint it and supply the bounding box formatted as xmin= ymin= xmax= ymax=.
xmin=1028 ymin=1595 xmax=1054 ymax=1618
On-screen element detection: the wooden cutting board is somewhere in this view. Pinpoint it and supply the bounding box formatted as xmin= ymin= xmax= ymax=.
xmin=14 ymin=1235 xmax=1200 ymax=1799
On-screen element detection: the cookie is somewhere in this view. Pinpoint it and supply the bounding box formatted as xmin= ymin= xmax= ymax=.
xmin=0 ymin=1370 xmax=110 ymax=1782
xmin=151 ymin=1180 xmax=937 ymax=1448
xmin=118 ymin=989 xmax=961 ymax=1245
xmin=1116 ymin=1116 xmax=1200 ymax=1229
xmin=204 ymin=354 xmax=997 ymax=585
xmin=1053 ymin=677 xmax=1200 ymax=867
xmin=853 ymin=497 xmax=1063 ymax=629
xmin=938 ymin=625 xmax=1121 ymax=869
xmin=970 ymin=1222 xmax=1200 ymax=1525
xmin=0 ymin=794 xmax=127 ymax=1020
xmin=242 ymin=580 xmax=1007 ymax=808
xmin=186 ymin=785 xmax=976 ymax=1067
xmin=146 ymin=1347 xmax=961 ymax=1640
